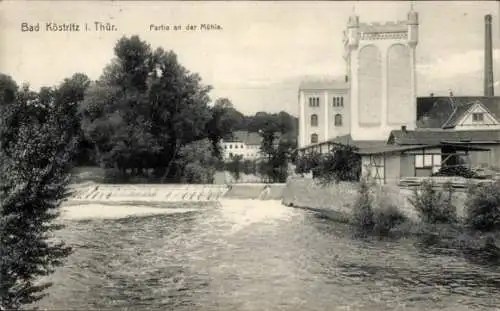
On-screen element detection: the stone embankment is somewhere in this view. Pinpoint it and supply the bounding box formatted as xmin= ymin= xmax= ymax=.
xmin=281 ymin=177 xmax=468 ymax=222
xmin=67 ymin=182 xmax=287 ymax=205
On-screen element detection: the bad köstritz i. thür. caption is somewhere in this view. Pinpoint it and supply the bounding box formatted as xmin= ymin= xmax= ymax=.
xmin=21 ymin=22 xmax=118 ymax=32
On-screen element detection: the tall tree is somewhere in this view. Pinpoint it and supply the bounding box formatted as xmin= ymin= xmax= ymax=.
xmin=80 ymin=36 xmax=215 ymax=181
xmin=0 ymin=76 xmax=77 ymax=309
xmin=206 ymin=98 xmax=243 ymax=159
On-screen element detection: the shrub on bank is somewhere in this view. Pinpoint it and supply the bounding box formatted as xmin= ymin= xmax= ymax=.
xmin=405 ymin=179 xmax=500 ymax=263
xmin=408 ymin=180 xmax=458 ymax=225
xmin=351 ymin=177 xmax=375 ymax=233
xmin=373 ymin=204 xmax=408 ymax=237
xmin=351 ymin=177 xmax=408 ymax=237
xmin=464 ymin=180 xmax=500 ymax=232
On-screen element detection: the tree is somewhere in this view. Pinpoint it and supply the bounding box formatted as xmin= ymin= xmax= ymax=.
xmin=80 ymin=36 xmax=215 ymax=182
xmin=205 ymin=98 xmax=242 ymax=159
xmin=258 ymin=126 xmax=294 ymax=183
xmin=175 ymin=139 xmax=218 ymax=183
xmin=0 ymin=77 xmax=77 ymax=309
xmin=226 ymin=155 xmax=243 ymax=182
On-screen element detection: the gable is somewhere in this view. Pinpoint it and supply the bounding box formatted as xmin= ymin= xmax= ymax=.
xmin=454 ymin=102 xmax=500 ymax=129
xmin=417 ymin=96 xmax=500 ymax=129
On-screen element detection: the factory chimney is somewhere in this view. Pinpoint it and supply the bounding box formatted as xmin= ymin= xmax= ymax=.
xmin=484 ymin=14 xmax=495 ymax=97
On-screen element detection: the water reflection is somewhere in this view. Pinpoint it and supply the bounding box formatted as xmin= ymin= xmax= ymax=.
xmin=39 ymin=201 xmax=500 ymax=310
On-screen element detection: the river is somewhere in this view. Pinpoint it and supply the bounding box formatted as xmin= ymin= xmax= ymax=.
xmin=38 ymin=199 xmax=500 ymax=311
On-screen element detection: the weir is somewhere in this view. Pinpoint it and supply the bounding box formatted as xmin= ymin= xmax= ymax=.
xmin=66 ymin=183 xmax=287 ymax=204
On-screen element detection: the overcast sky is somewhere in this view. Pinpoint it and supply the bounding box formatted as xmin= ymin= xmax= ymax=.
xmin=1 ymin=1 xmax=499 ymax=115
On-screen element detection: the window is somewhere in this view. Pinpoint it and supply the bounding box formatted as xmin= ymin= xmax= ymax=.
xmin=472 ymin=113 xmax=484 ymax=122
xmin=224 ymin=145 xmax=227 ymax=149
xmin=415 ymin=153 xmax=441 ymax=169
xmin=332 ymin=96 xmax=344 ymax=107
xmin=241 ymin=144 xmax=244 ymax=148
xmin=309 ymin=97 xmax=320 ymax=107
xmin=311 ymin=133 xmax=318 ymax=144
xmin=310 ymin=114 xmax=318 ymax=127
xmin=334 ymin=114 xmax=342 ymax=126
xmin=229 ymin=144 xmax=233 ymax=149
xmin=235 ymin=145 xmax=238 ymax=149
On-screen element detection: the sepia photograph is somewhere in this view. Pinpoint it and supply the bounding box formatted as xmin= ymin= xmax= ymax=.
xmin=1 ymin=0 xmax=500 ymax=310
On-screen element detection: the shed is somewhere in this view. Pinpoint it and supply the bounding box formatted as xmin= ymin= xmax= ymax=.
xmin=355 ymin=143 xmax=490 ymax=185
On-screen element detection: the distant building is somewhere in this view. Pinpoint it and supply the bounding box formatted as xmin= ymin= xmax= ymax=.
xmin=221 ymin=131 xmax=263 ymax=162
xmin=221 ymin=130 xmax=284 ymax=162
xmin=298 ymin=7 xmax=419 ymax=149
xmin=297 ymin=10 xmax=500 ymax=185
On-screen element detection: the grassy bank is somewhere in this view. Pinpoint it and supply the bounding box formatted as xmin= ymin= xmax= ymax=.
xmin=285 ymin=177 xmax=500 ymax=264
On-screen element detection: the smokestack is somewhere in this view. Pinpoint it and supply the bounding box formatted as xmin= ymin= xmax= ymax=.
xmin=485 ymin=14 xmax=495 ymax=97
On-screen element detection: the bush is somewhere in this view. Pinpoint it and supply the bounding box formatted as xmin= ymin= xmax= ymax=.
xmin=314 ymin=145 xmax=361 ymax=185
xmin=180 ymin=162 xmax=215 ymax=184
xmin=408 ymin=180 xmax=458 ymax=225
xmin=176 ymin=139 xmax=219 ymax=184
xmin=351 ymin=177 xmax=375 ymax=233
xmin=373 ymin=204 xmax=407 ymax=237
xmin=464 ymin=181 xmax=500 ymax=232
xmin=351 ymin=177 xmax=407 ymax=237
xmin=295 ymin=152 xmax=321 ymax=175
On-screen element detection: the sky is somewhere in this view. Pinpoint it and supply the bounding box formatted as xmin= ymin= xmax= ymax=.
xmin=1 ymin=1 xmax=499 ymax=116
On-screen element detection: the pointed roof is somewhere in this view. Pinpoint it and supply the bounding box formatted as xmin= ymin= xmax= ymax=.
xmin=417 ymin=96 xmax=500 ymax=129
xmin=388 ymin=129 xmax=500 ymax=145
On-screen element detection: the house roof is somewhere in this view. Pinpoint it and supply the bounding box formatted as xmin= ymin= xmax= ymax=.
xmin=299 ymin=78 xmax=348 ymax=91
xmin=388 ymin=129 xmax=500 ymax=145
xmin=298 ymin=134 xmax=386 ymax=150
xmin=442 ymin=101 xmax=476 ymax=128
xmin=417 ymin=96 xmax=500 ymax=129
xmin=224 ymin=130 xmax=282 ymax=146
xmin=229 ymin=131 xmax=262 ymax=145
xmin=355 ymin=143 xmax=490 ymax=155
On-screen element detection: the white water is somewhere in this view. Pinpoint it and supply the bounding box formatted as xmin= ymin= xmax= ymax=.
xmin=217 ymin=199 xmax=299 ymax=234
xmin=59 ymin=203 xmax=199 ymax=220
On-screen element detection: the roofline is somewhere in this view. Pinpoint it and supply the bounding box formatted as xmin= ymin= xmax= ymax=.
xmin=299 ymin=86 xmax=349 ymax=91
xmin=355 ymin=143 xmax=490 ymax=155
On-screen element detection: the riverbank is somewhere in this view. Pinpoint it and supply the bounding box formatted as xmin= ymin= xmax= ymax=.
xmin=281 ymin=177 xmax=469 ymax=223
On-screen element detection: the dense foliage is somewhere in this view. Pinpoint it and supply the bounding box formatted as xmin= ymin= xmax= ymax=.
xmin=80 ymin=36 xmax=217 ymax=182
xmin=0 ymin=74 xmax=77 ymax=309
xmin=351 ymin=176 xmax=406 ymax=237
xmin=295 ymin=144 xmax=361 ymax=184
xmin=464 ymin=181 xmax=500 ymax=232
xmin=258 ymin=126 xmax=295 ymax=183
xmin=408 ymin=180 xmax=458 ymax=225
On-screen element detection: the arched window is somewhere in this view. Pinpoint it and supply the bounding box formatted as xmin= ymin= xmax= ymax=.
xmin=334 ymin=114 xmax=342 ymax=126
xmin=310 ymin=114 xmax=318 ymax=127
xmin=311 ymin=133 xmax=318 ymax=144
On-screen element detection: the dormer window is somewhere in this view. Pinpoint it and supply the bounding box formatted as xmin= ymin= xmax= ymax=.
xmin=472 ymin=113 xmax=484 ymax=122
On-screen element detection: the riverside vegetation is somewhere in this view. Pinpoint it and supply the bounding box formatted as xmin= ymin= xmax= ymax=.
xmin=0 ymin=34 xmax=297 ymax=310
xmin=296 ymin=147 xmax=500 ymax=264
